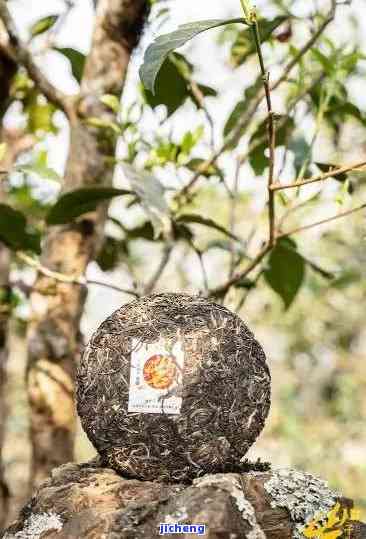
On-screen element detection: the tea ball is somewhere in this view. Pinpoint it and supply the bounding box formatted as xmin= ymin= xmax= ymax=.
xmin=77 ymin=293 xmax=271 ymax=482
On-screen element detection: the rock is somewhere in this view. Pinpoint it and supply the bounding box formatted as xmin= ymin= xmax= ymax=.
xmin=4 ymin=461 xmax=365 ymax=538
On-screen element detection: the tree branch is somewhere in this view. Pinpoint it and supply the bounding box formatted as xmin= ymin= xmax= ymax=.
xmin=272 ymin=0 xmax=337 ymax=94
xmin=251 ymin=17 xmax=276 ymax=245
xmin=17 ymin=252 xmax=139 ymax=297
xmin=209 ymin=201 xmax=366 ymax=298
xmin=278 ymin=203 xmax=366 ymax=239
xmin=26 ymin=0 xmax=150 ymax=487
xmin=0 ymin=1 xmax=76 ymax=120
xmin=238 ymin=74 xmax=324 ymax=166
xmin=176 ymin=2 xmax=337 ymax=201
xmin=209 ymin=243 xmax=271 ymax=298
xmin=143 ymin=243 xmax=172 ymax=295
xmin=271 ymin=160 xmax=366 ymax=191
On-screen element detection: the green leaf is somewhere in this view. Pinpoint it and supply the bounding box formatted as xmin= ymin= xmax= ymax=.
xmin=19 ymin=151 xmax=61 ymax=182
xmin=86 ymin=117 xmax=122 ymax=134
xmin=316 ymin=162 xmax=356 ymax=196
xmin=249 ymin=117 xmax=294 ymax=175
xmin=186 ymin=158 xmax=221 ymax=177
xmin=176 ymin=214 xmax=239 ymax=241
xmin=0 ymin=204 xmax=41 ymax=253
xmin=206 ymin=239 xmax=246 ymax=257
xmin=122 ymin=164 xmax=171 ymax=238
xmin=180 ymin=126 xmax=204 ymax=155
xmin=224 ymin=100 xmax=248 ymax=139
xmin=234 ymin=277 xmax=256 ymax=290
xmin=311 ymin=48 xmax=334 ymax=75
xmin=196 ymin=84 xmax=217 ymax=98
xmin=249 ymin=142 xmax=268 ymax=176
xmin=8 ymin=183 xmax=49 ymax=219
xmin=148 ymin=140 xmax=179 ymax=167
xmin=264 ymin=238 xmax=305 ymax=309
xmin=126 ymin=222 xmax=155 ymax=242
xmin=96 ymin=236 xmax=127 ymax=271
xmin=315 ymin=163 xmax=348 ymax=182
xmin=19 ymin=164 xmax=60 ymax=182
xmin=24 ymin=91 xmax=57 ymax=134
xmin=46 ymin=187 xmax=132 ymax=225
xmin=289 ymin=137 xmax=311 ymax=174
xmin=140 ymin=18 xmax=245 ymax=93
xmin=55 ymin=48 xmax=86 ymax=83
xmin=142 ymin=54 xmax=189 ymax=116
xmin=231 ymin=17 xmax=287 ymax=67
xmin=100 ymin=94 xmax=120 ymax=113
xmin=0 ymin=143 xmax=7 ymax=161
xmin=332 ymin=270 xmax=359 ymax=289
xmin=30 ymin=15 xmax=59 ymax=38
xmin=224 ymin=76 xmax=263 ymax=145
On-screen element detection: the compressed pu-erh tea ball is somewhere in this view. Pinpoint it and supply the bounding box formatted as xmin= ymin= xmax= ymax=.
xmin=77 ymin=293 xmax=271 ymax=482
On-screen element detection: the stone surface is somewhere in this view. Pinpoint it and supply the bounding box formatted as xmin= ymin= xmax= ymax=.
xmin=4 ymin=461 xmax=365 ymax=539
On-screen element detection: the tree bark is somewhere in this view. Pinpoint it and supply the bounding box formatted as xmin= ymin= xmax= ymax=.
xmin=0 ymin=25 xmax=18 ymax=529
xmin=26 ymin=0 xmax=149 ymax=488
xmin=0 ymin=242 xmax=10 ymax=533
xmin=3 ymin=461 xmax=366 ymax=539
xmin=0 ymin=129 xmax=36 ymax=531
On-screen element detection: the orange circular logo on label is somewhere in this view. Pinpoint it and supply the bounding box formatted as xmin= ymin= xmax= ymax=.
xmin=143 ymin=354 xmax=177 ymax=390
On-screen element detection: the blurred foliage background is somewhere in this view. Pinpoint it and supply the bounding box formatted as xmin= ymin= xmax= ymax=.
xmin=0 ymin=0 xmax=365 ymax=525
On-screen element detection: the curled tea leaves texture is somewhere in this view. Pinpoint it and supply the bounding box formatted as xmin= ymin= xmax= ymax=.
xmin=76 ymin=293 xmax=271 ymax=481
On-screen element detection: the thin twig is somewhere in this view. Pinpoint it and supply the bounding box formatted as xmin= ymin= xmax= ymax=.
xmin=277 ymin=195 xmax=319 ymax=229
xmin=229 ymin=159 xmax=241 ymax=278
xmin=0 ymin=1 xmax=76 ymax=120
xmin=177 ymin=148 xmax=223 ymax=201
xmin=238 ymin=74 xmax=325 ymax=165
xmin=210 ymin=198 xmax=365 ymax=298
xmin=209 ymin=201 xmax=366 ymax=297
xmin=278 ymin=203 xmax=366 ymax=239
xmin=176 ymin=3 xmax=337 ymax=201
xmin=142 ymin=243 xmax=173 ymax=295
xmin=272 ymin=0 xmax=336 ymax=94
xmin=17 ymin=252 xmax=139 ymax=297
xmin=190 ymin=81 xmax=216 ymax=150
xmin=209 ymin=243 xmax=271 ymax=298
xmin=251 ymin=17 xmax=276 ymax=245
xmin=192 ymin=245 xmax=209 ymax=293
xmin=235 ymin=268 xmax=263 ymax=312
xmin=271 ymin=160 xmax=366 ymax=191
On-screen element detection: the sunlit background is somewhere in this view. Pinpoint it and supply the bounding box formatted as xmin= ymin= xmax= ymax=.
xmin=2 ymin=0 xmax=366 ymax=523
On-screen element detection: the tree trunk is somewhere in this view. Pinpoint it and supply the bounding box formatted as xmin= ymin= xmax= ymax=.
xmin=0 ymin=242 xmax=10 ymax=532
xmin=26 ymin=0 xmax=149 ymax=488
xmin=0 ymin=25 xmax=21 ymax=528
xmin=3 ymin=461 xmax=365 ymax=539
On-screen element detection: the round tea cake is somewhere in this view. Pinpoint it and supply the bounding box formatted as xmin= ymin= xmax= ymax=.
xmin=77 ymin=293 xmax=271 ymax=481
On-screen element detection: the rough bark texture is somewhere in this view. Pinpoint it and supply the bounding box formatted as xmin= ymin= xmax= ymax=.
xmin=3 ymin=461 xmax=365 ymax=539
xmin=0 ymin=127 xmax=36 ymax=532
xmin=0 ymin=21 xmax=25 ymax=528
xmin=0 ymin=241 xmax=10 ymax=533
xmin=26 ymin=0 xmax=149 ymax=488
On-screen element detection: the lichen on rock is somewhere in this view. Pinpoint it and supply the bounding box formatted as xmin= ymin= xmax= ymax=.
xmin=4 ymin=511 xmax=63 ymax=539
xmin=264 ymin=468 xmax=339 ymax=538
xmin=194 ymin=473 xmax=265 ymax=538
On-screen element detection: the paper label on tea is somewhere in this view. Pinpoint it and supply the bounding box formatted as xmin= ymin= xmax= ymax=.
xmin=128 ymin=338 xmax=184 ymax=414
